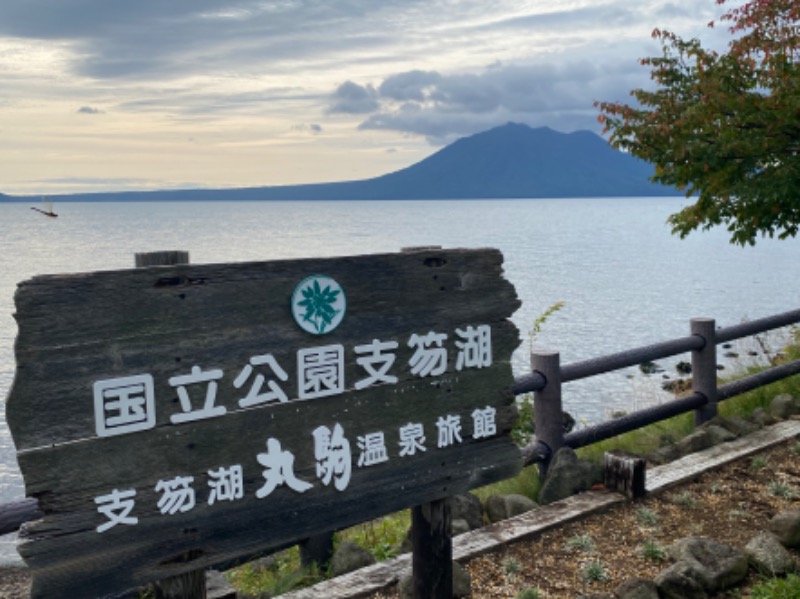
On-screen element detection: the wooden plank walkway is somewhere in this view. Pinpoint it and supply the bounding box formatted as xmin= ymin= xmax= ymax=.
xmin=283 ymin=420 xmax=800 ymax=599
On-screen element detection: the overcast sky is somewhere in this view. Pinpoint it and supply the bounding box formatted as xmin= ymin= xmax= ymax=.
xmin=0 ymin=0 xmax=727 ymax=196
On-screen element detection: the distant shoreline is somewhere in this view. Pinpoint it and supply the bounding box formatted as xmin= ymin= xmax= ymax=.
xmin=1 ymin=195 xmax=683 ymax=203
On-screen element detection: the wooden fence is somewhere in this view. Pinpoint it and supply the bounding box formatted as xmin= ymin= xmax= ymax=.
xmin=517 ymin=308 xmax=800 ymax=468
xmin=2 ymin=297 xmax=799 ymax=596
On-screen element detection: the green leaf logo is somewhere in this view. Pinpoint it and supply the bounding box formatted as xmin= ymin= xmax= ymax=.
xmin=291 ymin=275 xmax=346 ymax=335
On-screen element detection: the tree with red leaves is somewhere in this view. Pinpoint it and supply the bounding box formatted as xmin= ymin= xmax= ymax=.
xmin=596 ymin=0 xmax=800 ymax=245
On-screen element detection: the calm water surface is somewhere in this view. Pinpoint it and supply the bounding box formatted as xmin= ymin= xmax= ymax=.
xmin=0 ymin=198 xmax=797 ymax=563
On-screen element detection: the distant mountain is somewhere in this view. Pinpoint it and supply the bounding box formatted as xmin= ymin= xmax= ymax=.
xmin=2 ymin=123 xmax=677 ymax=202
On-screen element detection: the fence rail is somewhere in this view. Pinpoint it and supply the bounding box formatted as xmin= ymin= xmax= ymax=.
xmin=2 ymin=308 xmax=800 ymax=566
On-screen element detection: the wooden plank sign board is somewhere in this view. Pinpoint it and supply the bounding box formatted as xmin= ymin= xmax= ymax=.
xmin=7 ymin=248 xmax=521 ymax=598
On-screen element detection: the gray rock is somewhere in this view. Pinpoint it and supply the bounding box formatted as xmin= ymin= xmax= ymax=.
xmin=770 ymin=393 xmax=800 ymax=419
xmin=398 ymin=562 xmax=471 ymax=598
xmin=647 ymin=444 xmax=680 ymax=465
xmin=614 ymin=578 xmax=659 ymax=599
xmin=484 ymin=493 xmax=537 ymax=523
xmin=248 ymin=555 xmax=278 ymax=571
xmin=452 ymin=561 xmax=471 ymax=597
xmin=702 ymin=424 xmax=738 ymax=445
xmin=206 ymin=570 xmax=237 ymax=599
xmin=768 ymin=509 xmax=800 ymax=548
xmin=667 ymin=537 xmax=748 ymax=592
xmin=723 ymin=415 xmax=761 ymax=436
xmin=538 ymin=447 xmax=601 ymax=505
xmin=676 ymin=429 xmax=713 ymax=456
xmin=655 ymin=562 xmax=708 ymax=599
xmin=750 ymin=407 xmax=779 ymax=427
xmin=448 ymin=493 xmax=483 ymax=530
xmin=745 ymin=532 xmax=797 ymax=575
xmin=328 ymin=540 xmax=375 ymax=577
xmin=451 ymin=517 xmax=471 ymax=536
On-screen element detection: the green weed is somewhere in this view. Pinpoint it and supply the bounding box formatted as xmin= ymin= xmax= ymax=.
xmin=565 ymin=533 xmax=596 ymax=553
xmin=640 ymin=539 xmax=666 ymax=562
xmin=750 ymin=573 xmax=800 ymax=598
xmin=516 ymin=588 xmax=543 ymax=599
xmin=671 ymin=491 xmax=697 ymax=508
xmin=769 ymin=480 xmax=797 ymax=499
xmin=636 ymin=507 xmax=659 ymax=527
xmin=581 ymin=559 xmax=609 ymax=582
xmin=502 ymin=557 xmax=523 ymax=579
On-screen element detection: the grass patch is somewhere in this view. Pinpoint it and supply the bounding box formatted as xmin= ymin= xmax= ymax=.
xmin=565 ymin=533 xmax=596 ymax=553
xmin=502 ymin=557 xmax=523 ymax=579
xmin=338 ymin=511 xmax=411 ymax=561
xmin=581 ymin=559 xmax=610 ymax=582
xmin=636 ymin=506 xmax=659 ymax=527
xmin=516 ymin=587 xmax=543 ymax=599
xmin=640 ymin=538 xmax=667 ymax=562
xmin=575 ymin=411 xmax=695 ymax=464
xmin=769 ymin=480 xmax=798 ymax=499
xmin=670 ymin=490 xmax=698 ymax=509
xmin=473 ymin=464 xmax=541 ymax=503
xmin=750 ymin=572 xmax=800 ymax=598
xmin=516 ymin=588 xmax=543 ymax=599
xmin=226 ymin=547 xmax=324 ymax=597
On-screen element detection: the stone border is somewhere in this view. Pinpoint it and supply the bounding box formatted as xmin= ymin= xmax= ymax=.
xmin=283 ymin=420 xmax=800 ymax=599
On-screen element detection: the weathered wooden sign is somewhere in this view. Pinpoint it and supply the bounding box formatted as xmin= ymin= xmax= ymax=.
xmin=7 ymin=247 xmax=521 ymax=598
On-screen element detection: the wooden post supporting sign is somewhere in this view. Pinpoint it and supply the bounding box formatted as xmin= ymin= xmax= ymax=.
xmin=134 ymin=251 xmax=206 ymax=599
xmin=412 ymin=498 xmax=452 ymax=599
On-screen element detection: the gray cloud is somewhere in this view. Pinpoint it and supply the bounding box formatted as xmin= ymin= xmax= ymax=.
xmin=292 ymin=123 xmax=324 ymax=134
xmin=328 ymin=81 xmax=380 ymax=114
xmin=0 ymin=0 xmax=424 ymax=80
xmin=342 ymin=57 xmax=652 ymax=144
xmin=378 ymin=70 xmax=442 ymax=102
xmin=77 ymin=106 xmax=102 ymax=114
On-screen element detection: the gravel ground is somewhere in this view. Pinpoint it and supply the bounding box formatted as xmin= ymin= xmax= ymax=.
xmin=369 ymin=437 xmax=800 ymax=598
xmin=0 ymin=565 xmax=30 ymax=599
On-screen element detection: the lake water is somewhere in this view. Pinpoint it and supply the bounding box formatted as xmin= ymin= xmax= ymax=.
xmin=0 ymin=197 xmax=797 ymax=564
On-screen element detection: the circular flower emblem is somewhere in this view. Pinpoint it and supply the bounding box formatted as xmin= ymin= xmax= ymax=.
xmin=291 ymin=275 xmax=346 ymax=335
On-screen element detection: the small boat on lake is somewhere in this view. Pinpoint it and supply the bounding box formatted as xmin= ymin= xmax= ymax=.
xmin=31 ymin=197 xmax=58 ymax=218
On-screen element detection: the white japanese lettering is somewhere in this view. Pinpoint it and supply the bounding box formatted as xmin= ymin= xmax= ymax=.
xmin=436 ymin=414 xmax=463 ymax=448
xmin=256 ymin=438 xmax=313 ymax=498
xmin=155 ymin=475 xmax=196 ymax=515
xmin=357 ymin=432 xmax=389 ymax=467
xmin=94 ymin=374 xmax=156 ymax=437
xmin=234 ymin=354 xmax=289 ymax=408
xmin=312 ymin=423 xmax=352 ymax=491
xmin=297 ymin=345 xmax=345 ymax=399
xmin=471 ymin=406 xmax=497 ymax=439
xmin=95 ymin=488 xmax=138 ymax=533
xmin=408 ymin=331 xmax=448 ymax=377
xmin=354 ymin=339 xmax=399 ymax=389
xmin=455 ymin=325 xmax=493 ymax=370
xmin=208 ymin=465 xmax=245 ymax=505
xmin=398 ymin=422 xmax=427 ymax=456
xmin=169 ymin=365 xmax=226 ymax=424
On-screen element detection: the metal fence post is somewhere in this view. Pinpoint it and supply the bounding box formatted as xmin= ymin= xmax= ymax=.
xmin=531 ymin=350 xmax=563 ymax=477
xmin=691 ymin=317 xmax=718 ymax=426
